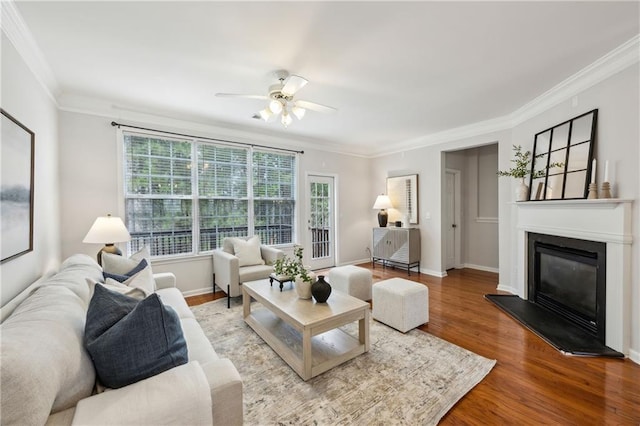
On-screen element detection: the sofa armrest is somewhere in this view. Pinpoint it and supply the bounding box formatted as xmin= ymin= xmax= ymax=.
xmin=201 ymin=358 xmax=243 ymax=426
xmin=72 ymin=362 xmax=212 ymax=425
xmin=260 ymin=245 xmax=285 ymax=266
xmin=153 ymin=272 xmax=176 ymax=290
xmin=212 ymin=250 xmax=240 ymax=296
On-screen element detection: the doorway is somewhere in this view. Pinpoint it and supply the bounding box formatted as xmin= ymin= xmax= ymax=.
xmin=305 ymin=175 xmax=336 ymax=270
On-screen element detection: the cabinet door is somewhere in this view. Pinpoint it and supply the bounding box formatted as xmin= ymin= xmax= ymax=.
xmin=389 ymin=229 xmax=409 ymax=262
xmin=372 ymin=228 xmax=388 ymax=258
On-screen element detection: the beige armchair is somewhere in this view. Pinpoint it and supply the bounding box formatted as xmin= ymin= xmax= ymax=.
xmin=212 ymin=236 xmax=284 ymax=308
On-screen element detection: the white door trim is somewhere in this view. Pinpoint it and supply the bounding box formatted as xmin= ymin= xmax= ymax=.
xmin=445 ymin=168 xmax=462 ymax=269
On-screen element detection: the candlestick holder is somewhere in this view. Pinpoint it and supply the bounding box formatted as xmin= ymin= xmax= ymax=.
xmin=600 ymin=182 xmax=612 ymax=199
xmin=587 ymin=183 xmax=598 ymax=199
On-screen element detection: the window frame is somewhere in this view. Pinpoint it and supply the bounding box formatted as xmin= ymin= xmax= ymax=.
xmin=120 ymin=129 xmax=298 ymax=259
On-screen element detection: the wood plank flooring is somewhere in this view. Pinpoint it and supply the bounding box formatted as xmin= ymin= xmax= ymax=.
xmin=186 ymin=264 xmax=640 ymax=424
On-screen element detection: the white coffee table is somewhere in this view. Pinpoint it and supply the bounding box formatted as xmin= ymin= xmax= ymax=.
xmin=242 ymin=279 xmax=370 ymax=381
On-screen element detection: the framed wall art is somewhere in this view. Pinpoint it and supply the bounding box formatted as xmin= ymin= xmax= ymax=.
xmin=1 ymin=109 xmax=35 ymax=263
xmin=387 ymin=174 xmax=419 ymax=225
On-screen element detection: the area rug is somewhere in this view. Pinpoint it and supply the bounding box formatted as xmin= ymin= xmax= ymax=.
xmin=192 ymin=299 xmax=496 ymax=425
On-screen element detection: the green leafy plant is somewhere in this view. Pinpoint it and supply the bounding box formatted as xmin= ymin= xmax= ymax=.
xmin=498 ymin=145 xmax=563 ymax=181
xmin=273 ymin=246 xmax=313 ymax=283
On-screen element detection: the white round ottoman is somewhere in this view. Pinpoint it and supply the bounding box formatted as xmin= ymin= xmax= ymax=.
xmin=372 ymin=278 xmax=429 ymax=332
xmin=327 ymin=265 xmax=373 ymax=301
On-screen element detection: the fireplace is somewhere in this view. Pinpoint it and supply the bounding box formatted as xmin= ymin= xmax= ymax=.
xmin=512 ymin=199 xmax=632 ymax=355
xmin=527 ymin=233 xmax=606 ymax=343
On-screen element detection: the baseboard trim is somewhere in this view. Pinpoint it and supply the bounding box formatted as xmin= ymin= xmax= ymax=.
xmin=629 ymin=349 xmax=640 ymax=365
xmin=496 ymin=284 xmax=518 ymax=295
xmin=182 ymin=287 xmax=215 ymax=297
xmin=421 ymin=268 xmax=447 ymax=278
xmin=462 ymin=263 xmax=499 ymax=274
xmin=339 ymin=258 xmax=372 ymax=267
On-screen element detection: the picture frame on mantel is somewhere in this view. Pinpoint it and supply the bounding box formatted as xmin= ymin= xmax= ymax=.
xmin=387 ymin=174 xmax=419 ymax=225
xmin=1 ymin=109 xmax=35 ymax=263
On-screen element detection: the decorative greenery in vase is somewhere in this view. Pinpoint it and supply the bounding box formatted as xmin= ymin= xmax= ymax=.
xmin=497 ymin=145 xmax=563 ymax=182
xmin=273 ymin=246 xmax=313 ymax=283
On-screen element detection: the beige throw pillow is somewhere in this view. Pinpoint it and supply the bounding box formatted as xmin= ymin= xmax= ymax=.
xmin=231 ymin=236 xmax=265 ymax=267
xmin=102 ymin=246 xmax=151 ymax=276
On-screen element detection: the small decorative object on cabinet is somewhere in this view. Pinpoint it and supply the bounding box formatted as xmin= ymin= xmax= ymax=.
xmin=372 ymin=228 xmax=420 ymax=275
xmin=311 ymin=275 xmax=332 ymax=303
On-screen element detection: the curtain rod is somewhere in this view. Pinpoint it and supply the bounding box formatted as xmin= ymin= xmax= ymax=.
xmin=110 ymin=121 xmax=304 ymax=154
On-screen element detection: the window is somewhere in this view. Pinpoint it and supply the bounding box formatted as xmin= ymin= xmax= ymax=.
xmin=123 ymin=132 xmax=296 ymax=257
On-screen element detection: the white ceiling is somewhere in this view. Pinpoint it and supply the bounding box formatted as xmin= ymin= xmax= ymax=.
xmin=11 ymin=1 xmax=640 ymax=155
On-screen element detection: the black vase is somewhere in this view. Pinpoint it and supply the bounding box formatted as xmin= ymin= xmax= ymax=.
xmin=311 ymin=275 xmax=332 ymax=303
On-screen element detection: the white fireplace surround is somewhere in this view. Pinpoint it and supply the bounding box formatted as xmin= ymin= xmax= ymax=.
xmin=509 ymin=199 xmax=633 ymax=355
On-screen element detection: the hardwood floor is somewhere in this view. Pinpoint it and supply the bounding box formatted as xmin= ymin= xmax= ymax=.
xmin=186 ymin=264 xmax=640 ymax=424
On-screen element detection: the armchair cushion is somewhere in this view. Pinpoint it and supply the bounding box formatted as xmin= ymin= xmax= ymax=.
xmin=230 ymin=236 xmax=265 ymax=267
xmin=84 ymin=285 xmax=188 ymax=389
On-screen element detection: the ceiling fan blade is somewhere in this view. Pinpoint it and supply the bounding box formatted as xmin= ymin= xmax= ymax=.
xmin=215 ymin=93 xmax=268 ymax=100
xmin=295 ymin=100 xmax=337 ymax=114
xmin=281 ymin=75 xmax=308 ymax=96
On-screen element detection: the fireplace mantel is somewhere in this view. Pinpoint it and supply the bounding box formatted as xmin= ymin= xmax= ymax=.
xmin=511 ymin=198 xmax=633 ymax=354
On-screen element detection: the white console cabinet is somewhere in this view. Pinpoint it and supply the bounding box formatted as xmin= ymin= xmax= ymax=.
xmin=372 ymin=227 xmax=420 ymax=275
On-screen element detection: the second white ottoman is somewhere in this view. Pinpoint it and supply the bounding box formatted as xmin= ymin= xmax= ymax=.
xmin=328 ymin=265 xmax=373 ymax=301
xmin=372 ymin=278 xmax=429 ymax=333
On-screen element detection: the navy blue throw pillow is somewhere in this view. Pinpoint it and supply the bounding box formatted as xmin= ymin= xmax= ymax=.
xmin=84 ymin=284 xmax=188 ymax=389
xmin=102 ymin=258 xmax=148 ymax=283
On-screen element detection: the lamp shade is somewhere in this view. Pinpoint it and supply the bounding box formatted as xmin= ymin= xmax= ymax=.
xmin=372 ymin=195 xmax=393 ymax=210
xmin=83 ymin=215 xmax=131 ymax=244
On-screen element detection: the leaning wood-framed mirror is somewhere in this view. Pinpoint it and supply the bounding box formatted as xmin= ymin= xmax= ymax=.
xmin=528 ymin=109 xmax=597 ymax=201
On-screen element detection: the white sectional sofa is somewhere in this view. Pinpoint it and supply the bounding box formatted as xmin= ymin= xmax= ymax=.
xmin=0 ymin=254 xmax=242 ymax=425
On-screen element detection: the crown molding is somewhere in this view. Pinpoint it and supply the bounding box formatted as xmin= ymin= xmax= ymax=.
xmin=509 ymin=34 xmax=640 ymax=126
xmin=370 ymin=34 xmax=639 ymax=158
xmin=1 ymin=0 xmax=60 ymax=104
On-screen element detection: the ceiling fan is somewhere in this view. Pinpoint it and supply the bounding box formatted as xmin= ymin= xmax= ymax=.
xmin=215 ymin=70 xmax=337 ymax=127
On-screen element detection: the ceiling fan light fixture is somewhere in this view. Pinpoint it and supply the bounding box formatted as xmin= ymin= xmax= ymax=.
xmin=281 ymin=111 xmax=293 ymax=127
xmin=269 ymin=99 xmax=283 ymax=114
xmin=292 ymin=105 xmax=306 ymax=120
xmin=259 ymin=108 xmax=273 ymax=121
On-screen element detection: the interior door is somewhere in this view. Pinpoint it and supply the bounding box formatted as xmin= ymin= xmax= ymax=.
xmin=445 ymin=170 xmax=459 ymax=269
xmin=306 ymin=175 xmax=335 ymax=270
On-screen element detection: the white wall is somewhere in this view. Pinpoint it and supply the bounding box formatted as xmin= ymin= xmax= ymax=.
xmin=58 ymin=110 xmax=371 ymax=296
xmin=0 ymin=34 xmax=60 ymax=306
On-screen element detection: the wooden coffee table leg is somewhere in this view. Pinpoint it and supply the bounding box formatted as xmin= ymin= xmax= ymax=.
xmin=303 ymin=327 xmax=312 ymax=380
xmin=243 ymin=288 xmax=251 ymax=318
xmin=360 ymin=309 xmax=370 ymax=352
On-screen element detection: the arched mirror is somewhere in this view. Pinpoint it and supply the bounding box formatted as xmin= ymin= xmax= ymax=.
xmin=528 ymin=109 xmax=597 ymax=200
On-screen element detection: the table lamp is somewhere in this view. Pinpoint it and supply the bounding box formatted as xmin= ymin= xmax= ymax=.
xmin=372 ymin=194 xmax=393 ymax=227
xmin=82 ymin=214 xmax=131 ymax=265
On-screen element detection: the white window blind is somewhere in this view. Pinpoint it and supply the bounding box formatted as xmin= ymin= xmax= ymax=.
xmin=123 ymin=131 xmax=296 ymax=257
xmin=198 ymin=144 xmax=249 ymax=251
xmin=253 ymin=150 xmax=295 ymax=245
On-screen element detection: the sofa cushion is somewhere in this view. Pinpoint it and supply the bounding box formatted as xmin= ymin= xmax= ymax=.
xmin=43 ymin=254 xmax=104 ymax=305
xmin=1 ymin=285 xmax=96 ymax=425
xmin=156 ymin=287 xmax=195 ymax=320
xmin=84 ymin=285 xmax=188 ymax=389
